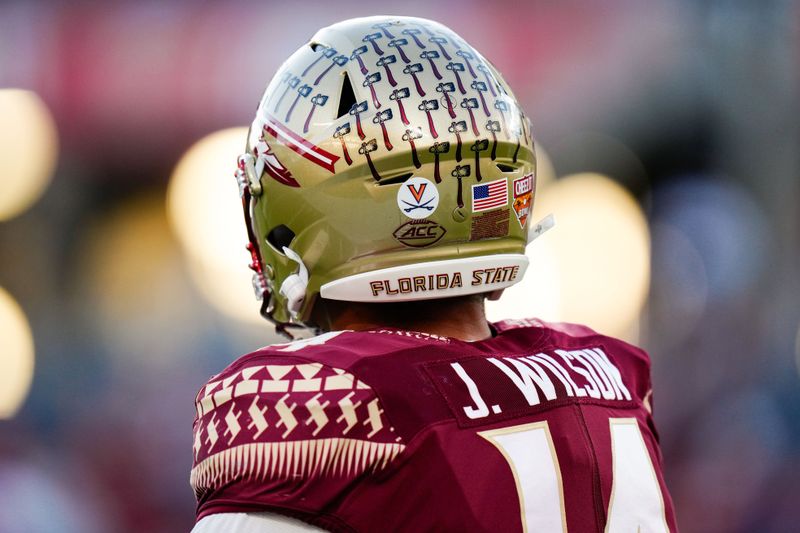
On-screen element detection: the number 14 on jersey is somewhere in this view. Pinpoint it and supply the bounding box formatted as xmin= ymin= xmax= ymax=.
xmin=479 ymin=419 xmax=670 ymax=533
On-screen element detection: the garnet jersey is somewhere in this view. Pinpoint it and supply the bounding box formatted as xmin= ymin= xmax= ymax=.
xmin=190 ymin=320 xmax=678 ymax=532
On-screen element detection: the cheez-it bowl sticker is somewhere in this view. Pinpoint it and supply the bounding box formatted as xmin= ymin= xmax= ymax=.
xmin=512 ymin=173 xmax=534 ymax=228
xmin=397 ymin=177 xmax=439 ymax=219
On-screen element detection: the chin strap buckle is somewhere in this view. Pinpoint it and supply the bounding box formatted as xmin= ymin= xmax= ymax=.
xmin=279 ymin=246 xmax=309 ymax=319
xmin=245 ymin=242 xmax=268 ymax=301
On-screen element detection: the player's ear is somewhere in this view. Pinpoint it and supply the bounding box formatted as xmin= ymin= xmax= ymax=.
xmin=486 ymin=290 xmax=504 ymax=301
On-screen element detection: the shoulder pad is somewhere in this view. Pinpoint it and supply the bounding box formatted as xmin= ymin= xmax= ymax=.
xmin=191 ymin=353 xmax=404 ymax=500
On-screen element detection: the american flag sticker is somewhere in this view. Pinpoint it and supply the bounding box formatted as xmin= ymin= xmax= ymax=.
xmin=471 ymin=178 xmax=508 ymax=212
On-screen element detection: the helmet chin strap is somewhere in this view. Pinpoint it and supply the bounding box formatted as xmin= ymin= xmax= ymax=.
xmin=237 ymin=152 xmax=305 ymax=339
xmin=527 ymin=213 xmax=555 ymax=245
xmin=280 ymin=246 xmax=309 ymax=320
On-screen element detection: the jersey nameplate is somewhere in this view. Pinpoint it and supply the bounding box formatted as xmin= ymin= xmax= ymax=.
xmin=423 ymin=347 xmax=635 ymax=428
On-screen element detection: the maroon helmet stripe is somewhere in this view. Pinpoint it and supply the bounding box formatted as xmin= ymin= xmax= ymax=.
xmin=264 ymin=114 xmax=339 ymax=173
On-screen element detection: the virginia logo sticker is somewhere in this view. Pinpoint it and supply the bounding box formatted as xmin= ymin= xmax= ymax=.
xmin=397 ymin=177 xmax=439 ymax=219
xmin=408 ymin=182 xmax=427 ymax=203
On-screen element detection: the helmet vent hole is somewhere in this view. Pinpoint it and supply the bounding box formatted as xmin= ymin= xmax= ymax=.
xmin=337 ymin=71 xmax=357 ymax=118
xmin=377 ymin=172 xmax=414 ymax=186
xmin=496 ymin=163 xmax=520 ymax=173
xmin=266 ymin=225 xmax=296 ymax=252
xmin=309 ymin=41 xmax=323 ymax=52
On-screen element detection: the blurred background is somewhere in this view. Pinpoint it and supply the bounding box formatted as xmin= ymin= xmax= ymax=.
xmin=0 ymin=0 xmax=797 ymax=531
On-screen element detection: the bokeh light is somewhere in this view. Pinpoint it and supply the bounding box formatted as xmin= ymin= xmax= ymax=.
xmin=649 ymin=222 xmax=709 ymax=350
xmin=167 ymin=127 xmax=261 ymax=324
xmin=487 ymin=234 xmax=562 ymax=322
xmin=489 ymin=172 xmax=650 ymax=339
xmin=0 ymin=286 xmax=35 ymax=419
xmin=0 ymin=460 xmax=115 ymax=532
xmin=0 ymin=89 xmax=58 ymax=221
xmin=648 ymin=177 xmax=770 ymax=350
xmin=75 ymin=193 xmax=213 ymax=370
xmin=651 ymin=177 xmax=769 ymax=300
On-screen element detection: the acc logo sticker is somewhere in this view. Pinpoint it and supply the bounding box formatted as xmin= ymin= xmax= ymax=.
xmin=512 ymin=173 xmax=534 ymax=228
xmin=393 ymin=219 xmax=447 ymax=248
xmin=397 ymin=177 xmax=439 ymax=219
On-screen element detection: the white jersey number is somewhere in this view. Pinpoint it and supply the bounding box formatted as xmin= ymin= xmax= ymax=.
xmin=479 ymin=418 xmax=669 ymax=533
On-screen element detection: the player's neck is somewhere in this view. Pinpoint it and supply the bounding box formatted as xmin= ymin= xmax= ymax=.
xmin=313 ymin=295 xmax=493 ymax=342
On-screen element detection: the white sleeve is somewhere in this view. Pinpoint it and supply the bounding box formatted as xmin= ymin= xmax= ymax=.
xmin=190 ymin=512 xmax=324 ymax=532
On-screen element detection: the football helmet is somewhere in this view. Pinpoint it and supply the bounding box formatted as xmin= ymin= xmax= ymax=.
xmin=234 ymin=16 xmax=550 ymax=335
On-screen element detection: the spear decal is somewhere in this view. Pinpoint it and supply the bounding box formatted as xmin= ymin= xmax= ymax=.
xmin=486 ymin=120 xmax=501 ymax=160
xmin=390 ymin=87 xmax=411 ymax=125
xmin=403 ymin=63 xmax=425 ymax=96
xmin=286 ymin=84 xmax=312 ymax=122
xmin=521 ymin=111 xmax=531 ymax=144
xmin=402 ymin=28 xmax=426 ymax=49
xmin=476 ymin=64 xmax=497 ymax=97
xmin=429 ymin=141 xmax=450 ymax=183
xmin=448 ymin=120 xmax=467 ymax=162
xmin=456 ymin=50 xmax=477 ymax=78
xmin=420 ymin=50 xmax=442 ymax=79
xmin=446 ymin=62 xmax=467 ymax=94
xmin=314 ymin=55 xmax=348 ymax=86
xmin=373 ymin=109 xmax=394 ymax=151
xmin=376 ymin=55 xmax=398 ymax=86
xmin=359 ymin=139 xmax=381 ymax=181
xmin=418 ymin=99 xmax=440 ymax=138
xmin=402 ymin=127 xmax=423 ymax=169
xmin=512 ymin=125 xmax=522 ymax=164
xmin=362 ymin=72 xmax=383 ymax=109
xmin=416 ymin=23 xmax=436 ymax=37
xmin=373 ymin=22 xmax=396 ymax=39
xmin=274 ymin=76 xmax=300 ymax=112
xmin=350 ymin=45 xmax=369 ymax=74
xmin=388 ymin=38 xmax=411 ymax=63
xmin=461 ymin=97 xmax=480 ymax=135
xmin=471 ymin=80 xmax=491 ymax=117
xmin=302 ymin=46 xmax=336 ymax=77
xmin=428 ymin=36 xmax=452 ymax=60
xmin=363 ymin=32 xmax=384 ymax=55
xmin=304 ymin=94 xmax=328 ymax=133
xmin=349 ymin=101 xmax=369 ymax=139
xmin=333 ymin=123 xmax=353 ymax=165
xmin=471 ymin=139 xmax=489 ymax=181
xmin=436 ymin=82 xmax=457 ymax=119
xmin=493 ymin=100 xmax=510 ymax=139
xmin=451 ymin=164 xmax=470 ymax=208
xmin=268 ymin=71 xmax=292 ymax=107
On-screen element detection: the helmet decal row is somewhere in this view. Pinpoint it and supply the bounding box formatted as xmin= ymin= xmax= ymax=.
xmin=251 ymin=19 xmax=529 ymax=184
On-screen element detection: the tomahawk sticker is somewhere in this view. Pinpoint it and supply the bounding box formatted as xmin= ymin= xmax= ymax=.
xmin=397 ymin=177 xmax=439 ymax=219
